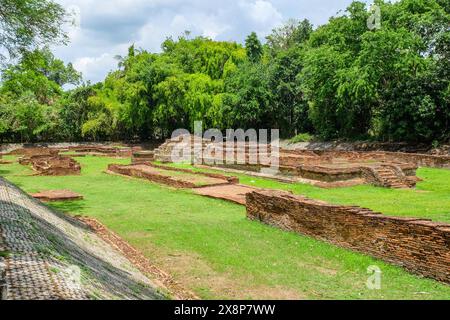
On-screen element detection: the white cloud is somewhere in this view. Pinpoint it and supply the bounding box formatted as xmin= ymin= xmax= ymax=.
xmin=170 ymin=14 xmax=189 ymax=29
xmin=73 ymin=53 xmax=117 ymax=83
xmin=197 ymin=15 xmax=231 ymax=39
xmin=51 ymin=0 xmax=368 ymax=83
xmin=242 ymin=0 xmax=283 ymax=25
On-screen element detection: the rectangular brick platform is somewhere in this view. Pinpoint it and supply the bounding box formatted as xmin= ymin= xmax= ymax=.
xmin=30 ymin=190 xmax=83 ymax=202
xmin=107 ymin=163 xmax=237 ymax=189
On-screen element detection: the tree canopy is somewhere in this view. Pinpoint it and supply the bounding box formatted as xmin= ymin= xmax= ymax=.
xmin=245 ymin=32 xmax=263 ymax=63
xmin=0 ymin=0 xmax=68 ymax=60
xmin=0 ymin=0 xmax=448 ymax=143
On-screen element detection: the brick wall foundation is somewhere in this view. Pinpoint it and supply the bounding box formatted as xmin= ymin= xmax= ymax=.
xmin=107 ymin=163 xmax=236 ymax=189
xmin=23 ymin=155 xmax=81 ymax=176
xmin=246 ymin=190 xmax=450 ymax=283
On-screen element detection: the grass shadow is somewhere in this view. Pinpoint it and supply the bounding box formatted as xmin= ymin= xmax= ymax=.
xmin=48 ymin=200 xmax=87 ymax=215
xmin=0 ymin=168 xmax=13 ymax=175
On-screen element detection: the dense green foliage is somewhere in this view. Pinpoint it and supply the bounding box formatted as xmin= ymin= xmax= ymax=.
xmin=0 ymin=0 xmax=68 ymax=60
xmin=0 ymin=47 xmax=81 ymax=141
xmin=245 ymin=32 xmax=263 ymax=63
xmin=301 ymin=0 xmax=450 ymax=141
xmin=0 ymin=0 xmax=449 ymax=143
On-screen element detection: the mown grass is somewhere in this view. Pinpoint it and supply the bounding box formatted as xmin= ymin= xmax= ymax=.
xmin=1 ymin=155 xmax=449 ymax=299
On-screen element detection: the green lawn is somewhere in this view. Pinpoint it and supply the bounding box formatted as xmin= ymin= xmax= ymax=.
xmin=1 ymin=155 xmax=449 ymax=299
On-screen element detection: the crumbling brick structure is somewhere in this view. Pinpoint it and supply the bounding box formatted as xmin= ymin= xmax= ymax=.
xmin=246 ymin=190 xmax=450 ymax=283
xmin=28 ymin=155 xmax=81 ymax=176
xmin=17 ymin=148 xmax=60 ymax=165
xmin=153 ymin=135 xmax=422 ymax=189
xmin=107 ymin=163 xmax=237 ymax=189
xmin=131 ymin=151 xmax=155 ymax=164
xmin=311 ymin=150 xmax=450 ymax=170
xmin=68 ymin=146 xmax=135 ymax=158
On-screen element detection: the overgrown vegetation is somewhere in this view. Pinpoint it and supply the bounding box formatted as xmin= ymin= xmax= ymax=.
xmin=2 ymin=155 xmax=450 ymax=299
xmin=0 ymin=0 xmax=449 ymax=143
xmin=289 ymin=133 xmax=315 ymax=144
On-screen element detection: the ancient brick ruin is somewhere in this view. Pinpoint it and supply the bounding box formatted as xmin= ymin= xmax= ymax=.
xmin=68 ymin=145 xmax=138 ymax=158
xmin=107 ymin=163 xmax=238 ymax=189
xmin=246 ymin=190 xmax=450 ymax=283
xmin=31 ymin=190 xmax=83 ymax=202
xmin=152 ymin=135 xmax=441 ymax=189
xmin=131 ymin=151 xmax=155 ymax=164
xmin=0 ymin=160 xmax=9 ymax=165
xmin=15 ymin=147 xmax=81 ymax=175
xmin=194 ymin=184 xmax=258 ymax=205
xmin=2 ymin=141 xmax=449 ymax=294
xmin=35 ymin=156 xmax=81 ymax=176
xmin=16 ymin=147 xmax=60 ymax=165
xmin=7 ymin=144 xmax=141 ymax=159
xmin=312 ymin=150 xmax=450 ymax=170
xmin=22 ymin=155 xmax=81 ymax=176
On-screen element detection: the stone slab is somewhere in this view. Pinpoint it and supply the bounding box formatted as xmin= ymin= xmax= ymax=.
xmin=30 ymin=190 xmax=83 ymax=202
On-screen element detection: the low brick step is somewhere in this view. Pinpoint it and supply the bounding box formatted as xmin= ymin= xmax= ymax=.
xmin=379 ymin=174 xmax=398 ymax=178
xmin=385 ymin=180 xmax=404 ymax=185
xmin=388 ymin=182 xmax=408 ymax=187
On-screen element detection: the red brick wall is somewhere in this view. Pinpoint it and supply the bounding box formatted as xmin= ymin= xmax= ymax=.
xmin=383 ymin=152 xmax=450 ymax=169
xmin=107 ymin=164 xmax=197 ymax=188
xmin=246 ymin=190 xmax=450 ymax=283
xmin=313 ymin=150 xmax=450 ymax=169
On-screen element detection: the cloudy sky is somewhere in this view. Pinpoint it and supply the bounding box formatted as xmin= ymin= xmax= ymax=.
xmin=53 ymin=0 xmax=371 ymax=83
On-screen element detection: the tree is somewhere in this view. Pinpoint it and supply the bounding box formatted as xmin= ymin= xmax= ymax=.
xmin=221 ymin=62 xmax=273 ymax=129
xmin=18 ymin=47 xmax=81 ymax=86
xmin=268 ymin=46 xmax=312 ymax=137
xmin=0 ymin=92 xmax=57 ymax=142
xmin=266 ymin=19 xmax=313 ymax=56
xmin=245 ymin=32 xmax=263 ymax=63
xmin=0 ymin=47 xmax=81 ymax=104
xmin=87 ymin=37 xmax=245 ymax=140
xmin=0 ymin=47 xmax=81 ymax=142
xmin=264 ymin=19 xmax=314 ymax=137
xmin=0 ymin=0 xmax=68 ymax=60
xmin=1 ymin=0 xmax=448 ymax=144
xmin=300 ymin=0 xmax=449 ymax=142
xmin=300 ymin=46 xmax=351 ymax=139
xmin=58 ymin=83 xmax=97 ymax=141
